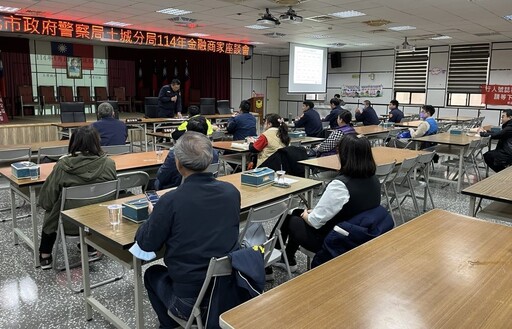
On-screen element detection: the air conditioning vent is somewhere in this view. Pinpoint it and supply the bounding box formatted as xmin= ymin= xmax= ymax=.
xmin=263 ymin=32 xmax=286 ymax=38
xmin=306 ymin=15 xmax=334 ymax=22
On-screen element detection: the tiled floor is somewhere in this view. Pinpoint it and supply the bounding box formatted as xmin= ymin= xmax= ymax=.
xmin=0 ymin=163 xmax=509 ymax=328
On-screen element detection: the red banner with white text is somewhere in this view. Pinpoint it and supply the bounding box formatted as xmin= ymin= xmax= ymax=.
xmin=481 ymin=84 xmax=512 ymax=105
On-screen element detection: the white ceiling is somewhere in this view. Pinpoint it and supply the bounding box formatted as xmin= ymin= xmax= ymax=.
xmin=1 ymin=0 xmax=512 ymax=55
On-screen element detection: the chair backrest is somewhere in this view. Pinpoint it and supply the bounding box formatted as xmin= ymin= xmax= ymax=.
xmin=144 ymin=97 xmax=159 ymax=118
xmin=60 ymin=102 xmax=86 ymax=123
xmin=113 ymin=87 xmax=127 ymax=101
xmin=464 ymin=139 xmax=481 ymax=158
xmin=415 ymin=152 xmax=436 ymax=179
xmin=103 ymin=144 xmax=131 ymax=155
xmin=77 ymin=86 xmax=92 ymax=103
xmin=94 ymin=87 xmax=109 ymax=102
xmin=37 ymin=146 xmax=69 ymax=164
xmin=438 ymin=123 xmax=452 ymax=133
xmin=0 ymin=148 xmax=31 ymax=165
xmin=474 ymin=116 xmax=485 ymax=128
xmin=410 ymin=114 xmax=420 ymax=121
xmin=117 ymin=171 xmax=149 ymax=192
xmin=39 ymin=86 xmax=58 ymax=104
xmin=19 ymin=85 xmax=35 ymax=101
xmin=189 ymin=88 xmax=201 ymax=105
xmin=200 ymin=98 xmax=216 ymax=115
xmin=216 ymin=100 xmax=231 ymax=115
xmin=392 ymin=156 xmax=418 ymax=185
xmin=375 ymin=161 xmax=396 ymax=184
xmin=59 ymin=86 xmax=74 ymax=102
xmin=60 ymin=180 xmax=120 ymax=212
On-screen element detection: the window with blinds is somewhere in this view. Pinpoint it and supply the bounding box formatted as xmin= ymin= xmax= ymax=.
xmin=393 ymin=47 xmax=429 ymax=92
xmin=447 ymin=44 xmax=489 ymax=94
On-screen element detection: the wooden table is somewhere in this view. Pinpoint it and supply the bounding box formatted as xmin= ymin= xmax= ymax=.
xmin=411 ymin=132 xmax=481 ymax=192
xmin=0 ymin=139 xmax=68 ymax=152
xmin=0 ymin=150 xmax=168 ymax=267
xmin=462 ymin=165 xmax=512 ymax=216
xmin=299 ymin=146 xmax=427 ymax=176
xmin=438 ymin=116 xmax=475 ymax=123
xmin=220 ymin=209 xmax=512 ymax=329
xmin=353 ymin=125 xmax=393 ymax=136
xmin=60 ymin=173 xmax=320 ymax=329
xmin=394 ymin=120 xmax=423 ymax=128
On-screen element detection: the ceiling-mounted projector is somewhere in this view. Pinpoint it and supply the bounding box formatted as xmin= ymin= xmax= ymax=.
xmin=396 ymin=37 xmax=415 ymax=51
xmin=257 ymin=8 xmax=280 ymax=26
xmin=279 ymin=7 xmax=303 ymax=24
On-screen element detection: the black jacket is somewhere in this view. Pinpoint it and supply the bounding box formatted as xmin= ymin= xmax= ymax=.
xmin=259 ymin=146 xmax=308 ymax=177
xmin=355 ymin=106 xmax=380 ymax=126
xmin=481 ymin=119 xmax=512 ymax=156
xmin=294 ymin=108 xmax=323 ymax=137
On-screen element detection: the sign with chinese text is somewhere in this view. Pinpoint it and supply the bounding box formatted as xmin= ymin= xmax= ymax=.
xmin=481 ymin=84 xmax=512 ymax=105
xmin=0 ymin=14 xmax=252 ymax=56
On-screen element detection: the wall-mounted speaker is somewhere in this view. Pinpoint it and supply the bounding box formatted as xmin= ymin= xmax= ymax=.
xmin=331 ymin=52 xmax=342 ymax=68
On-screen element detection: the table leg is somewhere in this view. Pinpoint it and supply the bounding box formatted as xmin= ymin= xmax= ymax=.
xmin=143 ymin=123 xmax=148 ymax=152
xmin=30 ymin=186 xmax=40 ymax=267
xmin=457 ymin=147 xmax=464 ymax=192
xmin=80 ymin=227 xmax=93 ymax=320
xmin=304 ymin=165 xmax=310 ymax=179
xmin=241 ymin=155 xmax=247 ymax=172
xmin=468 ymin=196 xmax=476 ymax=217
xmin=11 ymin=186 xmax=18 ymax=245
xmin=133 ymin=257 xmax=144 ymax=329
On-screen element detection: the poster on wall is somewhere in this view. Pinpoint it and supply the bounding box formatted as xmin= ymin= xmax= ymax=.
xmin=481 ymin=84 xmax=512 ymax=105
xmin=67 ymin=57 xmax=82 ymax=79
xmin=341 ymin=84 xmax=383 ymax=98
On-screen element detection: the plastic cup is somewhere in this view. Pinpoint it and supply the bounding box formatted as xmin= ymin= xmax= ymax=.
xmin=29 ymin=166 xmax=39 ymax=181
xmin=108 ymin=204 xmax=122 ymax=231
xmin=276 ymin=170 xmax=286 ymax=185
xmin=155 ymin=148 xmax=164 ymax=162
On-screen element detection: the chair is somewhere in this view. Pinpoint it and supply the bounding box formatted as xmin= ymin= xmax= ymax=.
xmin=60 ymin=102 xmax=86 ymax=123
xmin=53 ymin=180 xmax=121 ymax=292
xmin=94 ymin=86 xmax=109 ymax=102
xmin=440 ymin=139 xmax=481 ymax=183
xmin=18 ymin=85 xmax=40 ymax=117
xmin=39 ymin=86 xmax=60 ymax=115
xmin=117 ymin=171 xmax=149 ymax=197
xmin=437 ymin=123 xmax=452 ymax=133
xmin=238 ymin=197 xmax=293 ymax=279
xmin=375 ymin=161 xmax=397 ymax=224
xmin=410 ymin=152 xmax=436 ymax=212
xmin=76 ymin=86 xmax=95 ymax=113
xmin=168 ymin=256 xmax=232 ymax=329
xmin=189 ymin=88 xmax=201 ymax=106
xmin=113 ymin=87 xmax=132 ymax=112
xmin=474 ymin=135 xmax=491 ymax=177
xmin=144 ymin=97 xmax=159 ymax=118
xmin=385 ymin=156 xmax=420 ymax=224
xmin=216 ymin=100 xmax=231 ymax=115
xmin=0 ymin=148 xmax=32 ymax=215
xmin=103 ymin=144 xmax=131 ymax=155
xmin=58 ymin=86 xmax=74 ymax=102
xmin=200 ymin=98 xmax=216 ymax=115
xmin=37 ymin=145 xmax=69 ymax=164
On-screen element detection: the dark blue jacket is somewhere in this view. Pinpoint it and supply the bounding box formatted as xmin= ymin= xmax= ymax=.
xmin=91 ymin=117 xmax=127 ymax=146
xmin=158 ymin=85 xmax=182 ymax=117
xmin=312 ymin=205 xmax=394 ymax=268
xmin=135 ymin=173 xmax=240 ymax=298
xmin=154 ymin=149 xmax=219 ymax=190
xmin=389 ymin=108 xmax=404 ymax=123
xmin=294 ymin=108 xmax=323 ymax=137
xmin=323 ymin=106 xmax=341 ymax=129
xmin=355 ymin=106 xmax=380 ymax=126
xmin=227 ymin=112 xmax=257 ymax=140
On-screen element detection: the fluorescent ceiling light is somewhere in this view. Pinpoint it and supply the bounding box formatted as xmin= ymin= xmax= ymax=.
xmin=0 ymin=6 xmax=20 ymax=13
xmin=104 ymin=21 xmax=132 ymax=27
xmin=431 ymin=35 xmax=451 ymax=40
xmin=187 ymin=33 xmax=210 ymax=37
xmin=348 ymin=42 xmax=373 ymax=47
xmin=330 ymin=10 xmax=366 ymax=18
xmin=156 ymin=8 xmax=192 ymax=15
xmin=388 ymin=25 xmax=416 ymax=31
xmin=248 ymin=41 xmax=266 ymax=45
xmin=307 ymin=34 xmax=331 ymax=39
xmin=503 ymin=14 xmax=512 ymax=21
xmin=245 ymin=24 xmax=271 ymax=30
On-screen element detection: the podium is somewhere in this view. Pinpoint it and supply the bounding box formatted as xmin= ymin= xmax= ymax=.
xmin=249 ymin=96 xmax=264 ymax=121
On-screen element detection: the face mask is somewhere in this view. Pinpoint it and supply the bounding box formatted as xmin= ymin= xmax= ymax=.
xmin=420 ymin=112 xmax=426 ymax=119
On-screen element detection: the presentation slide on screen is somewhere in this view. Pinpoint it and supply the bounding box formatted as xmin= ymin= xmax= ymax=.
xmin=288 ymin=43 xmax=327 ymax=93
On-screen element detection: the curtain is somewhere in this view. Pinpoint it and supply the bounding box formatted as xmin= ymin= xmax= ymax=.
xmin=108 ymin=59 xmax=136 ymax=97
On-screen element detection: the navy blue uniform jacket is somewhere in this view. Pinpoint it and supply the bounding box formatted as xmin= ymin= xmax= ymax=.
xmin=91 ymin=117 xmax=127 ymax=146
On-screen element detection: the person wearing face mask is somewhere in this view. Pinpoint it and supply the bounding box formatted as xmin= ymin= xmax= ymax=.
xmin=409 ymin=105 xmax=438 ymax=138
xmin=158 ymin=79 xmax=183 ymax=118
xmin=355 ymin=100 xmax=380 ymax=126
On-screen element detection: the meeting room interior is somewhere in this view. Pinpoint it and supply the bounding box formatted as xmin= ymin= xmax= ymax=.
xmin=1 ymin=0 xmax=512 ymax=328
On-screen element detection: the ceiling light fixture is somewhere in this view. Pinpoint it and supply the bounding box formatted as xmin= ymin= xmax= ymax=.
xmin=248 ymin=41 xmax=266 ymax=45
xmin=0 ymin=6 xmax=20 ymax=13
xmin=104 ymin=21 xmax=132 ymax=27
xmin=156 ymin=8 xmax=192 ymax=15
xmin=431 ymin=35 xmax=452 ymax=40
xmin=503 ymin=14 xmax=512 ymax=21
xmin=245 ymin=24 xmax=271 ymax=30
xmin=389 ymin=25 xmax=416 ymax=31
xmin=330 ymin=10 xmax=366 ymax=18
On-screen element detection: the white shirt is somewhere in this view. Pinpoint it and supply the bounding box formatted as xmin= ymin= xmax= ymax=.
xmin=307 ymin=179 xmax=350 ymax=229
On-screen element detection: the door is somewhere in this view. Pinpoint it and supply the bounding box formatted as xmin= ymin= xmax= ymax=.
xmin=265 ymin=77 xmax=280 ymax=116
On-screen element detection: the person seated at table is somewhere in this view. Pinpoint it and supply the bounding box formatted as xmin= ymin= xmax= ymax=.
xmin=275 ymin=134 xmax=381 ymax=272
xmin=38 ymin=126 xmax=117 ymax=269
xmin=246 ymin=113 xmax=290 ymax=168
xmin=409 ymin=105 xmax=438 ymax=138
xmin=154 ymin=116 xmax=219 ymax=190
xmin=171 ymin=105 xmax=216 ymax=141
xmin=226 ymin=100 xmax=256 ymax=141
xmin=135 ymin=131 xmax=240 ymax=329
xmin=355 ymin=100 xmax=380 ymax=126
xmin=314 ymin=110 xmax=357 ymax=157
xmin=322 ymin=98 xmax=342 ymax=129
xmin=388 ymin=99 xmax=404 ymax=123
xmin=91 ymin=102 xmax=127 ymax=146
xmin=294 ymin=101 xmax=323 ymax=137
xmin=479 ymin=109 xmax=512 ymax=172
